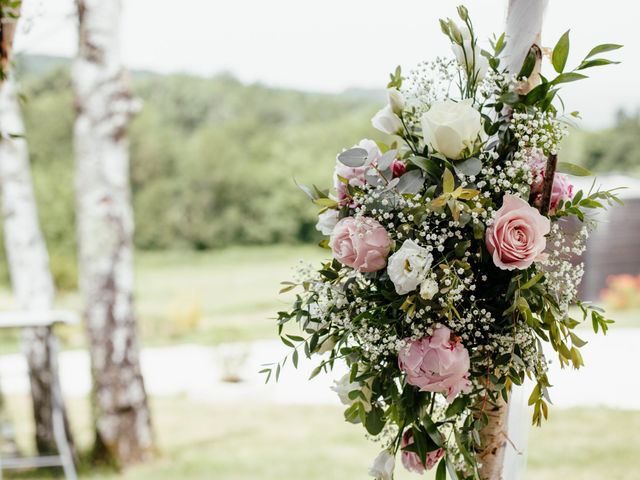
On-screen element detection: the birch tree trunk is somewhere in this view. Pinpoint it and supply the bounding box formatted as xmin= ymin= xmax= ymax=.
xmin=0 ymin=4 xmax=75 ymax=456
xmin=72 ymin=0 xmax=153 ymax=465
xmin=475 ymin=2 xmax=548 ymax=478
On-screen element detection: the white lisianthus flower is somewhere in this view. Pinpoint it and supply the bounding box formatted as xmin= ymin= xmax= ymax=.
xmin=420 ymin=277 xmax=439 ymax=300
xmin=368 ymin=450 xmax=395 ymax=480
xmin=421 ymin=99 xmax=483 ymax=160
xmin=387 ymin=88 xmax=404 ymax=115
xmin=316 ymin=209 xmax=339 ymax=236
xmin=372 ymin=104 xmax=403 ymax=135
xmin=452 ymin=24 xmax=489 ymax=81
xmin=331 ymin=373 xmax=372 ymax=412
xmin=387 ymin=239 xmax=434 ymax=295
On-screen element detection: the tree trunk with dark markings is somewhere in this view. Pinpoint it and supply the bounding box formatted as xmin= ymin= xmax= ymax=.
xmin=72 ymin=0 xmax=154 ymax=465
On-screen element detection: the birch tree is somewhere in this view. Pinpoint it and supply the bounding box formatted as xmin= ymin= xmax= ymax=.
xmin=73 ymin=0 xmax=153 ymax=464
xmin=0 ymin=0 xmax=74 ymax=455
xmin=475 ymin=2 xmax=548 ymax=478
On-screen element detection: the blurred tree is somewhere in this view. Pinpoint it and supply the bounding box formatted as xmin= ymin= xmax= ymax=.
xmin=73 ymin=0 xmax=153 ymax=465
xmin=0 ymin=1 xmax=75 ymax=456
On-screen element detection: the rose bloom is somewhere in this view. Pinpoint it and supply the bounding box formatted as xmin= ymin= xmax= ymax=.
xmin=421 ymin=99 xmax=484 ymax=160
xmin=334 ymin=139 xmax=381 ymax=205
xmin=398 ymin=326 xmax=471 ymax=402
xmin=329 ymin=216 xmax=391 ymax=273
xmin=486 ymin=194 xmax=551 ymax=271
xmin=400 ymin=430 xmax=444 ymax=474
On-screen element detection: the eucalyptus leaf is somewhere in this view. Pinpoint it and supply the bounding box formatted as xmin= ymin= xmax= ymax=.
xmin=396 ymin=169 xmax=424 ymax=194
xmin=338 ymin=147 xmax=368 ymax=167
xmin=453 ymin=157 xmax=482 ymax=177
xmin=378 ymin=149 xmax=397 ymax=170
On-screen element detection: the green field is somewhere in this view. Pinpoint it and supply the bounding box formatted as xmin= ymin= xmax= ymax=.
xmin=3 ymin=396 xmax=639 ymax=480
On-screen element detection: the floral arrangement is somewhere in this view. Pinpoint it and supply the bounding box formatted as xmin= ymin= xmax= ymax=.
xmin=266 ymin=6 xmax=621 ymax=479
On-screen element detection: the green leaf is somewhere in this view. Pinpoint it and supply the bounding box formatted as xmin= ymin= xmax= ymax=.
xmin=521 ymin=272 xmax=544 ymax=290
xmin=443 ymin=168 xmax=455 ymax=194
xmin=498 ymin=91 xmax=520 ymax=105
xmin=412 ymin=426 xmax=428 ymax=465
xmin=435 ymin=458 xmax=447 ymax=480
xmin=364 ymin=406 xmax=386 ymax=436
xmin=518 ymin=47 xmax=538 ymax=79
xmin=552 ymin=30 xmax=571 ymax=73
xmin=585 ymin=43 xmax=622 ymax=59
xmin=552 ymin=72 xmax=588 ymax=85
xmin=577 ymin=58 xmax=620 ymax=70
xmin=556 ymin=161 xmax=592 ymax=176
xmin=445 ymin=396 xmax=467 ymax=417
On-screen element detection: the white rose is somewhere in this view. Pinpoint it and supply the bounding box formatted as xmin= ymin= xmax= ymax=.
xmin=316 ymin=209 xmax=339 ymax=236
xmin=421 ymin=99 xmax=483 ymax=160
xmin=420 ymin=277 xmax=439 ymax=300
xmin=452 ymin=24 xmax=489 ymax=81
xmin=368 ymin=450 xmax=395 ymax=480
xmin=372 ymin=104 xmax=403 ymax=135
xmin=387 ymin=239 xmax=433 ymax=295
xmin=387 ymin=88 xmax=404 ymax=115
xmin=331 ymin=373 xmax=372 ymax=412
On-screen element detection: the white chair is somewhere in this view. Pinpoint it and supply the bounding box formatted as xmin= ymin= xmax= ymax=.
xmin=0 ymin=310 xmax=78 ymax=480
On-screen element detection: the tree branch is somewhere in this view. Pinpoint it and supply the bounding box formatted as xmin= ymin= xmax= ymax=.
xmin=539 ymin=154 xmax=558 ymax=216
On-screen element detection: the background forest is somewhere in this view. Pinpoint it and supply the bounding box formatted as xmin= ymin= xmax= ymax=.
xmin=3 ymin=55 xmax=639 ymax=291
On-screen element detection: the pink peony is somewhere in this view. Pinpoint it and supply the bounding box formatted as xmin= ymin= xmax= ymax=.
xmin=400 ymin=430 xmax=445 ymax=473
xmin=486 ymin=194 xmax=551 ymax=271
xmin=334 ymin=139 xmax=381 ymax=205
xmin=535 ymin=173 xmax=574 ymax=214
xmin=527 ymin=149 xmax=547 ymax=195
xmin=527 ymin=150 xmax=574 ymax=214
xmin=391 ymin=159 xmax=407 ymax=178
xmin=398 ymin=327 xmax=471 ymax=402
xmin=329 ymin=216 xmax=391 ymax=273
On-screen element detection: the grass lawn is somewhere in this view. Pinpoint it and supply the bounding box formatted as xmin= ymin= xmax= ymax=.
xmin=0 ymin=245 xmax=637 ymax=353
xmin=0 ymin=245 xmax=326 ymax=351
xmin=3 ymin=396 xmax=639 ymax=479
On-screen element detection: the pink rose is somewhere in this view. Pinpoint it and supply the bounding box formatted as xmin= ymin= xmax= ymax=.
xmin=391 ymin=159 xmax=407 ymax=178
xmin=329 ymin=216 xmax=391 ymax=273
xmin=486 ymin=194 xmax=551 ymax=271
xmin=334 ymin=139 xmax=381 ymax=205
xmin=400 ymin=430 xmax=444 ymax=473
xmin=398 ymin=327 xmax=471 ymax=402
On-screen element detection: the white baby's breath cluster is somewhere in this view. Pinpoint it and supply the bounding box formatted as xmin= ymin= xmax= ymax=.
xmin=511 ymin=110 xmax=569 ymax=156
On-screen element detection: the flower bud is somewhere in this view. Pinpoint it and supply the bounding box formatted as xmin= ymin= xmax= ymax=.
xmin=387 ymin=88 xmax=404 ymax=115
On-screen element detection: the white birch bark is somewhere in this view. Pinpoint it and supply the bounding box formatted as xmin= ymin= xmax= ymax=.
xmin=0 ymin=5 xmax=74 ymax=455
xmin=73 ymin=0 xmax=153 ymax=464
xmin=475 ymin=2 xmax=548 ymax=478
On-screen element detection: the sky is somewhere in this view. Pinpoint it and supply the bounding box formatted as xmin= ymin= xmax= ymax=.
xmin=13 ymin=0 xmax=640 ymax=129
